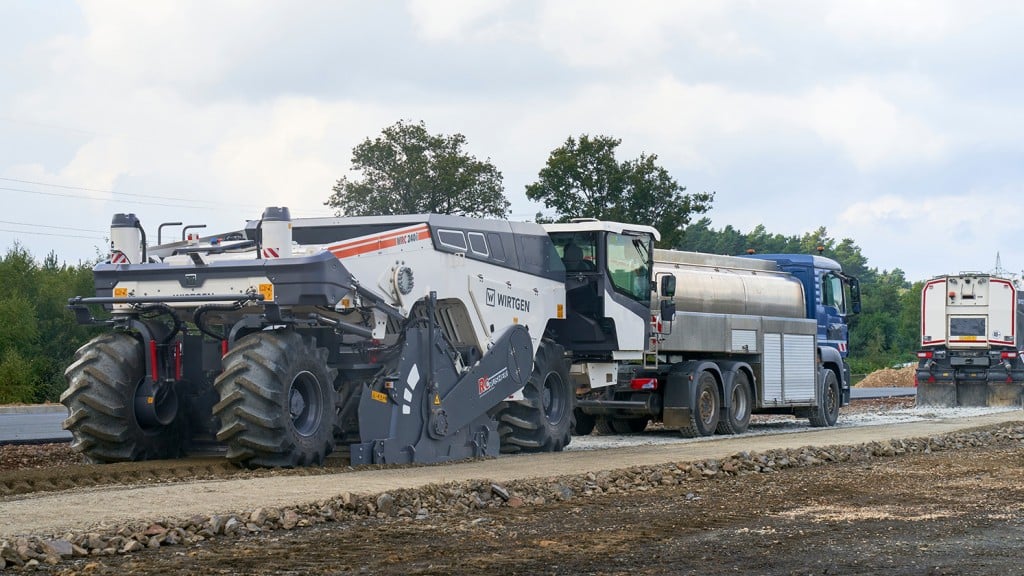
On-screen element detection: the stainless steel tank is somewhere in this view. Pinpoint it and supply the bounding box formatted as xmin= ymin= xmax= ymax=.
xmin=653 ymin=249 xmax=806 ymax=319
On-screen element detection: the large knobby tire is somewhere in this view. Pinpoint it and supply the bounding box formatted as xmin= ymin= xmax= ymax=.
xmin=808 ymin=369 xmax=841 ymax=427
xmin=679 ymin=370 xmax=720 ymax=438
xmin=716 ymin=371 xmax=752 ymax=435
xmin=61 ymin=332 xmax=185 ymax=463
xmin=497 ymin=339 xmax=573 ymax=453
xmin=213 ymin=331 xmax=338 ymax=468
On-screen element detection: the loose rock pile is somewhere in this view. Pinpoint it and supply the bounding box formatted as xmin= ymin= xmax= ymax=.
xmin=856 ymin=366 xmax=916 ymax=388
xmin=2 ymin=424 xmax=1022 ymax=571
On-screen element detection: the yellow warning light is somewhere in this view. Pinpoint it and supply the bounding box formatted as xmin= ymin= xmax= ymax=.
xmin=513 ymin=317 xmax=519 ymax=324
xmin=433 ymin=393 xmax=441 ymax=406
xmin=258 ymin=283 xmax=274 ymax=302
xmin=147 ymin=396 xmax=154 ymax=405
xmin=556 ymin=304 xmax=564 ymax=319
xmin=114 ymin=287 xmax=128 ymax=298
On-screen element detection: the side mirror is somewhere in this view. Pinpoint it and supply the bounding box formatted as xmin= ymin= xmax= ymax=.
xmin=660 ymin=299 xmax=676 ymax=322
xmin=660 ymin=275 xmax=676 ymax=298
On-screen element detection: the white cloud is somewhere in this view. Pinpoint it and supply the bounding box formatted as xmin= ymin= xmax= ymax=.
xmin=406 ymin=0 xmax=513 ymax=42
xmin=801 ymin=81 xmax=947 ymax=170
xmin=823 ymin=1 xmax=959 ymax=44
xmin=835 ymin=189 xmax=1024 ymax=278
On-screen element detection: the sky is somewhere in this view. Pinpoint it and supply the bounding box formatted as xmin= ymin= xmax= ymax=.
xmin=2 ymin=1 xmax=1023 ymax=282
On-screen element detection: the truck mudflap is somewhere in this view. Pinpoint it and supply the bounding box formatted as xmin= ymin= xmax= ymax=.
xmin=916 ymin=368 xmax=1024 ymax=407
xmin=351 ymin=323 xmax=534 ymax=465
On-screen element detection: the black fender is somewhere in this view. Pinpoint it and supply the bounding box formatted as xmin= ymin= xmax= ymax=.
xmin=714 ymin=360 xmax=755 ymax=409
xmin=817 ymin=345 xmax=850 ymax=406
xmin=663 ymin=360 xmax=722 ymax=410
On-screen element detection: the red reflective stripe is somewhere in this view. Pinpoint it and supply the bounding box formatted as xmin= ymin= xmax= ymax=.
xmin=149 ymin=340 xmax=159 ymax=382
xmin=327 ymin=224 xmax=431 ymax=259
xmin=262 ymin=247 xmax=279 ymax=258
xmin=175 ymin=341 xmax=182 ymax=380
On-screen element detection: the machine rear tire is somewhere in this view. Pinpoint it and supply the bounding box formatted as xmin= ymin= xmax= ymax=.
xmin=213 ymin=330 xmax=338 ymax=467
xmin=716 ymin=371 xmax=752 ymax=435
xmin=60 ymin=332 xmax=185 ymax=463
xmin=808 ymin=369 xmax=840 ymax=427
xmin=679 ymin=370 xmax=720 ymax=438
xmin=497 ymin=339 xmax=573 ymax=453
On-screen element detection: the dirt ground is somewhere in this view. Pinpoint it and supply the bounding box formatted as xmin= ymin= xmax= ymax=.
xmin=41 ymin=430 xmax=1024 ymax=576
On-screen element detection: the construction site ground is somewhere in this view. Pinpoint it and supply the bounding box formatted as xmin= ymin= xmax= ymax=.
xmin=2 ymin=397 xmax=1024 ymax=575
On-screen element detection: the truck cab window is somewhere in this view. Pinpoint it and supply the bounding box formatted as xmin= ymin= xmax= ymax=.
xmin=822 ymin=273 xmax=846 ymax=314
xmin=607 ymin=232 xmax=651 ymax=302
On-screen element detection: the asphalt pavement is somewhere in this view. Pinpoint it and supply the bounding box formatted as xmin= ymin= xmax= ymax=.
xmin=0 ymin=405 xmax=71 ymax=444
xmin=0 ymin=387 xmax=917 ymax=445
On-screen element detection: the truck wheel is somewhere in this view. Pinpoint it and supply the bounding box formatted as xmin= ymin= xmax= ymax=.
xmin=213 ymin=330 xmax=338 ymax=467
xmin=498 ymin=340 xmax=572 ymax=453
xmin=61 ymin=333 xmax=185 ymax=463
xmin=611 ymin=418 xmax=648 ymax=434
xmin=679 ymin=370 xmax=720 ymax=438
xmin=716 ymin=371 xmax=752 ymax=435
xmin=808 ymin=369 xmax=840 ymax=427
xmin=572 ymin=408 xmax=596 ymax=436
xmin=594 ymin=417 xmax=616 ymax=435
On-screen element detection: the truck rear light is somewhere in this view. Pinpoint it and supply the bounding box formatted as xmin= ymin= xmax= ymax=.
xmin=1000 ymin=351 xmax=1018 ymax=359
xmin=916 ymin=351 xmax=933 ymax=359
xmin=630 ymin=377 xmax=658 ymax=390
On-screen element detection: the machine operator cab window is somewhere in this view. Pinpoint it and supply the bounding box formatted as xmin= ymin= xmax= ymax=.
xmin=606 ymin=232 xmax=652 ymax=303
xmin=557 ymin=232 xmax=598 ymax=272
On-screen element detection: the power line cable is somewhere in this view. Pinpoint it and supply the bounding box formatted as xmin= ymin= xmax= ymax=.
xmin=0 ymin=176 xmax=236 ymax=207
xmin=0 ymin=185 xmax=226 ymax=210
xmin=0 ymin=228 xmax=106 ymax=240
xmin=0 ymin=219 xmax=107 ymax=233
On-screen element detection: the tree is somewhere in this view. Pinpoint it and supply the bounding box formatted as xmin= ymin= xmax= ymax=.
xmin=525 ymin=135 xmax=713 ymax=247
xmin=326 ymin=120 xmax=509 ymax=218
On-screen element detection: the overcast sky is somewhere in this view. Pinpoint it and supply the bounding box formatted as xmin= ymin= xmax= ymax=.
xmin=2 ymin=1 xmax=1023 ymax=281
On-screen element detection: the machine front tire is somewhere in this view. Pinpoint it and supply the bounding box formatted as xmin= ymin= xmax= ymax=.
xmin=679 ymin=370 xmax=720 ymax=438
xmin=716 ymin=371 xmax=752 ymax=435
xmin=61 ymin=332 xmax=185 ymax=463
xmin=498 ymin=339 xmax=573 ymax=453
xmin=808 ymin=369 xmax=841 ymax=427
xmin=213 ymin=330 xmax=338 ymax=468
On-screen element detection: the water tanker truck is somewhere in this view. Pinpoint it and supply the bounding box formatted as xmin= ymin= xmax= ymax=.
xmin=564 ymin=239 xmax=861 ymax=437
xmin=915 ymin=272 xmax=1024 ymax=406
xmin=61 ymin=208 xmax=859 ymax=467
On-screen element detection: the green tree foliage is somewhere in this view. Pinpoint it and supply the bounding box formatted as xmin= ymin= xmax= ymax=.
xmin=0 ymin=244 xmax=98 ymax=403
xmin=525 ymin=134 xmax=713 ymax=247
xmin=326 ymin=120 xmax=509 ymax=218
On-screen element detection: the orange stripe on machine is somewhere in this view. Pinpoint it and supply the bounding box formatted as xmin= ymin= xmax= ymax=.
xmin=327 ymin=224 xmax=431 ymax=259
